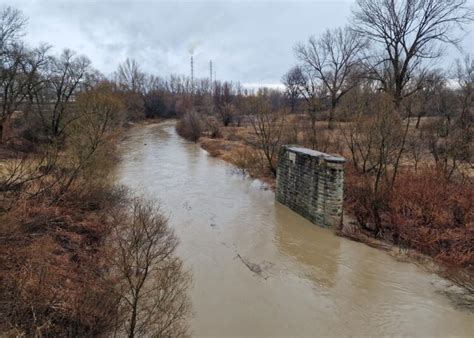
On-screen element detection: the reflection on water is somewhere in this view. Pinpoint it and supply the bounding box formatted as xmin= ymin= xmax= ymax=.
xmin=117 ymin=121 xmax=474 ymax=336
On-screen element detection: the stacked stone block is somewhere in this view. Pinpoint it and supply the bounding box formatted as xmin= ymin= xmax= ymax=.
xmin=276 ymin=145 xmax=345 ymax=228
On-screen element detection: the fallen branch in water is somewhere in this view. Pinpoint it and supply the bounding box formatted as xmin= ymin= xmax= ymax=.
xmin=236 ymin=254 xmax=267 ymax=280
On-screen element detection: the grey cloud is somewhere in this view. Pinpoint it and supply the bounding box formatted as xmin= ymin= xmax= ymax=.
xmin=6 ymin=0 xmax=473 ymax=86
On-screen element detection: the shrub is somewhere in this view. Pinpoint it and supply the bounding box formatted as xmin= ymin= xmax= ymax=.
xmin=144 ymin=91 xmax=177 ymax=118
xmin=206 ymin=120 xmax=222 ymax=139
xmin=175 ymin=111 xmax=202 ymax=142
xmin=228 ymin=146 xmax=267 ymax=178
xmin=0 ymin=195 xmax=121 ymax=336
xmin=345 ymin=166 xmax=474 ymax=268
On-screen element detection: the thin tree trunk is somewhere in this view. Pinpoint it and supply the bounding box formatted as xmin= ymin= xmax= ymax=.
xmin=415 ymin=114 xmax=422 ymax=129
xmin=391 ymin=113 xmax=411 ymax=189
xmin=128 ymin=297 xmax=138 ymax=338
xmin=1 ymin=115 xmax=12 ymax=143
xmin=328 ymin=99 xmax=336 ymax=129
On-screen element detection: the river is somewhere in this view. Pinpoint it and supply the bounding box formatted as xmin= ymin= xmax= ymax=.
xmin=117 ymin=121 xmax=473 ymax=336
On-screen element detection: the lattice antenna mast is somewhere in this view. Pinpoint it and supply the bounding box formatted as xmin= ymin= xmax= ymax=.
xmin=209 ymin=60 xmax=213 ymax=83
xmin=190 ymin=55 xmax=194 ymax=85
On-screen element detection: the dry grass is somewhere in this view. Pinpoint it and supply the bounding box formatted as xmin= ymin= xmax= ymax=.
xmin=0 ymin=186 xmax=122 ymax=336
xmin=200 ymin=137 xmax=276 ymax=187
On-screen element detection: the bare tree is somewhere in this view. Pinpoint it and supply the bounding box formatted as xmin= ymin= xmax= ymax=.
xmin=425 ymin=55 xmax=473 ymax=179
xmin=0 ymin=6 xmax=27 ymax=53
xmin=1 ymin=43 xmax=50 ymax=142
xmin=248 ymin=91 xmax=286 ymax=176
xmin=116 ymin=59 xmax=147 ymax=120
xmin=289 ymin=65 xmax=326 ymax=149
xmin=282 ymin=66 xmax=301 ymax=113
xmin=411 ymin=69 xmax=446 ymax=128
xmin=110 ymin=198 xmax=191 ymax=338
xmin=213 ymin=81 xmax=234 ymax=126
xmin=295 ymin=26 xmax=366 ymax=128
xmin=455 ymin=54 xmax=473 ymax=124
xmin=352 ymin=0 xmax=473 ymax=109
xmin=0 ymin=7 xmax=28 ymax=141
xmin=45 ymin=49 xmax=91 ymax=137
xmin=117 ymin=58 xmax=146 ymax=94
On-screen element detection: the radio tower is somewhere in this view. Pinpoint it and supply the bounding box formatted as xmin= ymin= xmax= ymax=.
xmin=190 ymin=55 xmax=194 ymax=84
xmin=209 ymin=60 xmax=213 ymax=82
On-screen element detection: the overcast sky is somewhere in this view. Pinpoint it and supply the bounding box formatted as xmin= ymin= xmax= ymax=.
xmin=5 ymin=0 xmax=474 ymax=87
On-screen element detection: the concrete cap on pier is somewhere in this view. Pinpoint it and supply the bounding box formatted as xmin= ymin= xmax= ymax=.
xmin=286 ymin=146 xmax=346 ymax=163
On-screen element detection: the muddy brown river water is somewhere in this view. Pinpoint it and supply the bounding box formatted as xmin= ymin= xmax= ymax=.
xmin=117 ymin=121 xmax=473 ymax=336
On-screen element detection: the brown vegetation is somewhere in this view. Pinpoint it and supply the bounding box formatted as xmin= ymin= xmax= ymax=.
xmin=345 ymin=166 xmax=473 ymax=267
xmin=176 ymin=110 xmax=202 ymax=142
xmin=1 ymin=180 xmax=191 ymax=336
xmin=0 ymin=6 xmax=191 ymax=336
xmin=0 ymin=187 xmax=122 ymax=336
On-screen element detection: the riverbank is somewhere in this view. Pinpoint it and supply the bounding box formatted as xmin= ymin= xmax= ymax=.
xmin=200 ymin=136 xmax=276 ymax=188
xmin=187 ymin=125 xmax=474 ymax=294
xmin=0 ymin=117 xmax=191 ymax=336
xmin=0 ymin=116 xmax=125 ymax=335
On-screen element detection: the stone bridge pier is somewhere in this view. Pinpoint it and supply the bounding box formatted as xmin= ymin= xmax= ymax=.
xmin=276 ymin=145 xmax=345 ymax=228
